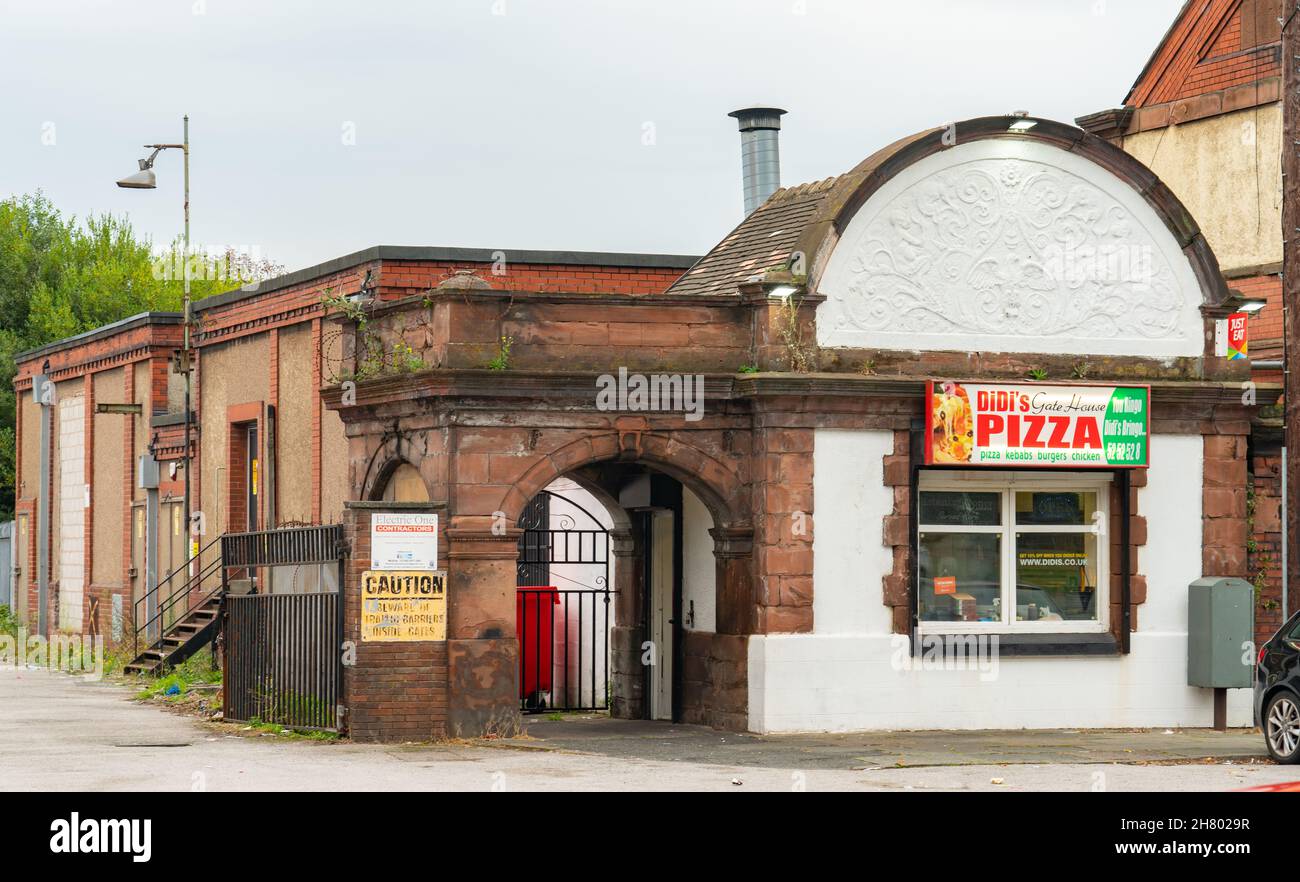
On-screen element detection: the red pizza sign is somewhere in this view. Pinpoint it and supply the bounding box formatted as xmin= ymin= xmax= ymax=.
xmin=925 ymin=381 xmax=1150 ymax=469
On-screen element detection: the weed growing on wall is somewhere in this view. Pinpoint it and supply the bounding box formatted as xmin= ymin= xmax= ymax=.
xmin=486 ymin=335 xmax=513 ymax=370
xmin=321 ymin=290 xmax=427 ymax=381
xmin=776 ymin=294 xmax=814 ymax=373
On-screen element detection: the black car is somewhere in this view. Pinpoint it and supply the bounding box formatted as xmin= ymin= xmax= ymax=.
xmin=1255 ymin=610 xmax=1300 ymax=764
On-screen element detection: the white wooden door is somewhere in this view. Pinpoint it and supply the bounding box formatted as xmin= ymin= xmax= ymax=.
xmin=649 ymin=510 xmax=674 ymax=721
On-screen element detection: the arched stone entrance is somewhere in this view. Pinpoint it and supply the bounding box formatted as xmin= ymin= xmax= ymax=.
xmin=514 ymin=461 xmax=749 ymax=727
xmin=329 ymin=383 xmax=761 ymax=740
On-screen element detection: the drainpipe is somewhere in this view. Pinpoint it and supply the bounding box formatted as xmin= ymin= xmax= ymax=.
xmin=34 ymin=369 xmax=54 ymax=637
xmin=728 ymin=107 xmax=787 ymax=217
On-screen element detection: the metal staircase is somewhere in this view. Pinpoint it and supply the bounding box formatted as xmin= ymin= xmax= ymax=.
xmin=124 ymin=535 xmax=224 ymax=676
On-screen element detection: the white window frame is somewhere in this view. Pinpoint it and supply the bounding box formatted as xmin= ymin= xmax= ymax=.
xmin=917 ymin=470 xmax=1112 ymax=635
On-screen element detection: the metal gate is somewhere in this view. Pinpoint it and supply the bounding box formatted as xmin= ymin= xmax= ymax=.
xmin=222 ymin=524 xmax=346 ymax=731
xmin=516 ymin=490 xmax=611 ymax=713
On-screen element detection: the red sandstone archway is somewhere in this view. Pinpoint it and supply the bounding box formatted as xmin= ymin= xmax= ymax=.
xmin=503 ymin=432 xmax=748 ymax=533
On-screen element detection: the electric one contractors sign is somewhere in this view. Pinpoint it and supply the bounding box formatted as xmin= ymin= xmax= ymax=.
xmin=370 ymin=512 xmax=438 ymax=570
xmin=926 ymin=381 xmax=1149 ymax=468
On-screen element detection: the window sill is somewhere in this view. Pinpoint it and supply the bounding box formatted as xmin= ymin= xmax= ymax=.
xmin=989 ymin=633 xmax=1119 ymax=657
xmin=916 ymin=630 xmax=1119 ymax=656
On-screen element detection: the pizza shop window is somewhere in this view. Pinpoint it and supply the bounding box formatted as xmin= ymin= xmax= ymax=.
xmin=917 ymin=473 xmax=1110 ymax=634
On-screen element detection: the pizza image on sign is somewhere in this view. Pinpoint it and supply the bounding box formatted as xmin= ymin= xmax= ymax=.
xmin=925 ymin=381 xmax=1150 ymax=469
xmin=930 ymin=381 xmax=975 ymax=463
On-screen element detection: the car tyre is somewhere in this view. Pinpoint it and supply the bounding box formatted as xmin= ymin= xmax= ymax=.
xmin=1264 ymin=691 xmax=1300 ymax=764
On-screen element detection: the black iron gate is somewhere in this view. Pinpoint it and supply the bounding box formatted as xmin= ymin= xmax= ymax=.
xmin=516 ymin=490 xmax=611 ymax=713
xmin=222 ymin=524 xmax=346 ymax=731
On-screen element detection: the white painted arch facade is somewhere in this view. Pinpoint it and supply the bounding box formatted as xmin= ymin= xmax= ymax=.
xmin=816 ymin=138 xmax=1207 ymax=357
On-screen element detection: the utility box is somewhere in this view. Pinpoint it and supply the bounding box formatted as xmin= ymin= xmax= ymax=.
xmin=137 ymin=454 xmax=160 ymax=490
xmin=1187 ymin=577 xmax=1254 ymax=688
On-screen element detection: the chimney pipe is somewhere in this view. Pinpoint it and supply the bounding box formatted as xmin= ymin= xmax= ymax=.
xmin=729 ymin=106 xmax=787 ymax=216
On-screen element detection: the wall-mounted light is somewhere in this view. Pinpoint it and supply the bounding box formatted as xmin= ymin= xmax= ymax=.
xmin=1009 ymin=119 xmax=1037 ymax=132
xmin=768 ymin=284 xmax=798 ymax=300
xmin=1237 ymin=299 xmax=1267 ymax=314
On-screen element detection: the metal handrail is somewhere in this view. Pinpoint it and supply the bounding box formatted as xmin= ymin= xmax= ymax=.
xmin=132 ymin=557 xmax=221 ymax=659
xmin=131 ymin=524 xmax=346 ymax=663
xmin=131 ymin=533 xmax=223 ymax=658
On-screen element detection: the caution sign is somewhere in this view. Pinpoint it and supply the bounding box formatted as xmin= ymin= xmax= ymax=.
xmin=360 ymin=570 xmax=447 ymax=642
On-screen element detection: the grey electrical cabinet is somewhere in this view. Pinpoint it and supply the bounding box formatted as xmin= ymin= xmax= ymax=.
xmin=1187 ymin=577 xmax=1255 ymax=688
xmin=137 ymin=454 xmax=160 ymax=490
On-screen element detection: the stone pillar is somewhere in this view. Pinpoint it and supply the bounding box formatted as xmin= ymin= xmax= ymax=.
xmin=445 ymin=525 xmax=522 ymax=738
xmin=342 ymin=502 xmax=449 ymax=742
xmin=1203 ymin=434 xmax=1249 ymax=578
xmin=707 ymin=528 xmax=754 ymax=732
xmin=608 ymin=529 xmax=644 ymax=720
xmin=712 ymin=526 xmax=755 ymax=634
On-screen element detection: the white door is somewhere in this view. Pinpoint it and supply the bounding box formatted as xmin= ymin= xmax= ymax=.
xmin=649 ymin=510 xmax=674 ymax=721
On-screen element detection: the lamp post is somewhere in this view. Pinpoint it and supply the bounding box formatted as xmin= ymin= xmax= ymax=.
xmin=117 ymin=116 xmax=193 ymax=569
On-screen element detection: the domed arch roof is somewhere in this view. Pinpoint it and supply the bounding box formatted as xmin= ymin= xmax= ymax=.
xmin=669 ymin=116 xmax=1227 ymax=358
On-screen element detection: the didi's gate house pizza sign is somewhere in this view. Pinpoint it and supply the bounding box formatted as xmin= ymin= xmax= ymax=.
xmin=925 ymin=381 xmax=1149 ymax=469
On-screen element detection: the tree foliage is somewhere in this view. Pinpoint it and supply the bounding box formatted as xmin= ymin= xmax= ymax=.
xmin=0 ymin=192 xmax=283 ymax=520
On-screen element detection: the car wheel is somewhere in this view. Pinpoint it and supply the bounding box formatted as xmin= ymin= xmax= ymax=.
xmin=1264 ymin=691 xmax=1300 ymax=764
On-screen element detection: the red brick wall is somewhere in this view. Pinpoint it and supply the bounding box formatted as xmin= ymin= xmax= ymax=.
xmin=1229 ymin=273 xmax=1283 ymax=359
xmin=342 ymin=505 xmax=449 ymax=742
xmin=377 ymin=260 xmax=685 ymax=299
xmin=1204 ymin=435 xmax=1250 ymax=576
xmin=1250 ymin=450 xmax=1286 ymax=643
xmin=363 ymin=292 xmax=752 ymax=376
xmin=1129 ymin=0 xmax=1280 ymax=108
xmin=13 ymin=319 xmax=182 ymax=637
xmin=753 ymin=426 xmax=814 ymax=634
xmin=122 ymin=367 xmax=135 ymax=635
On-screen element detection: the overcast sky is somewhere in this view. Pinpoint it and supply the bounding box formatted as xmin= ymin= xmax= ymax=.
xmin=2 ymin=0 xmax=1185 ymax=271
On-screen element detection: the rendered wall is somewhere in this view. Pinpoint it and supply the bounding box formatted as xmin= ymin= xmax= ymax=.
xmin=748 ymin=431 xmax=1251 ymax=732
xmin=276 ymin=324 xmax=313 ymax=525
xmin=91 ymin=367 xmax=125 ymax=587
xmin=1123 ymin=104 xmax=1282 ymax=274
xmin=319 ymin=338 xmax=348 ymax=521
xmin=198 ymin=334 xmax=270 ymax=537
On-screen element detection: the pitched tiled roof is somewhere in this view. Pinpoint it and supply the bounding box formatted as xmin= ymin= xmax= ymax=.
xmin=668 ymin=176 xmax=842 ymax=297
xmin=1124 ymin=0 xmax=1279 ymax=108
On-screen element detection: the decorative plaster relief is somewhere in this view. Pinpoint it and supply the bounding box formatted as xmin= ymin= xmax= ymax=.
xmin=817 ymin=140 xmax=1205 ymax=356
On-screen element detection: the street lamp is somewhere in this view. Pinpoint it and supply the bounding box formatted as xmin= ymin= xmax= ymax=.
xmin=117 ymin=116 xmax=194 ymax=570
